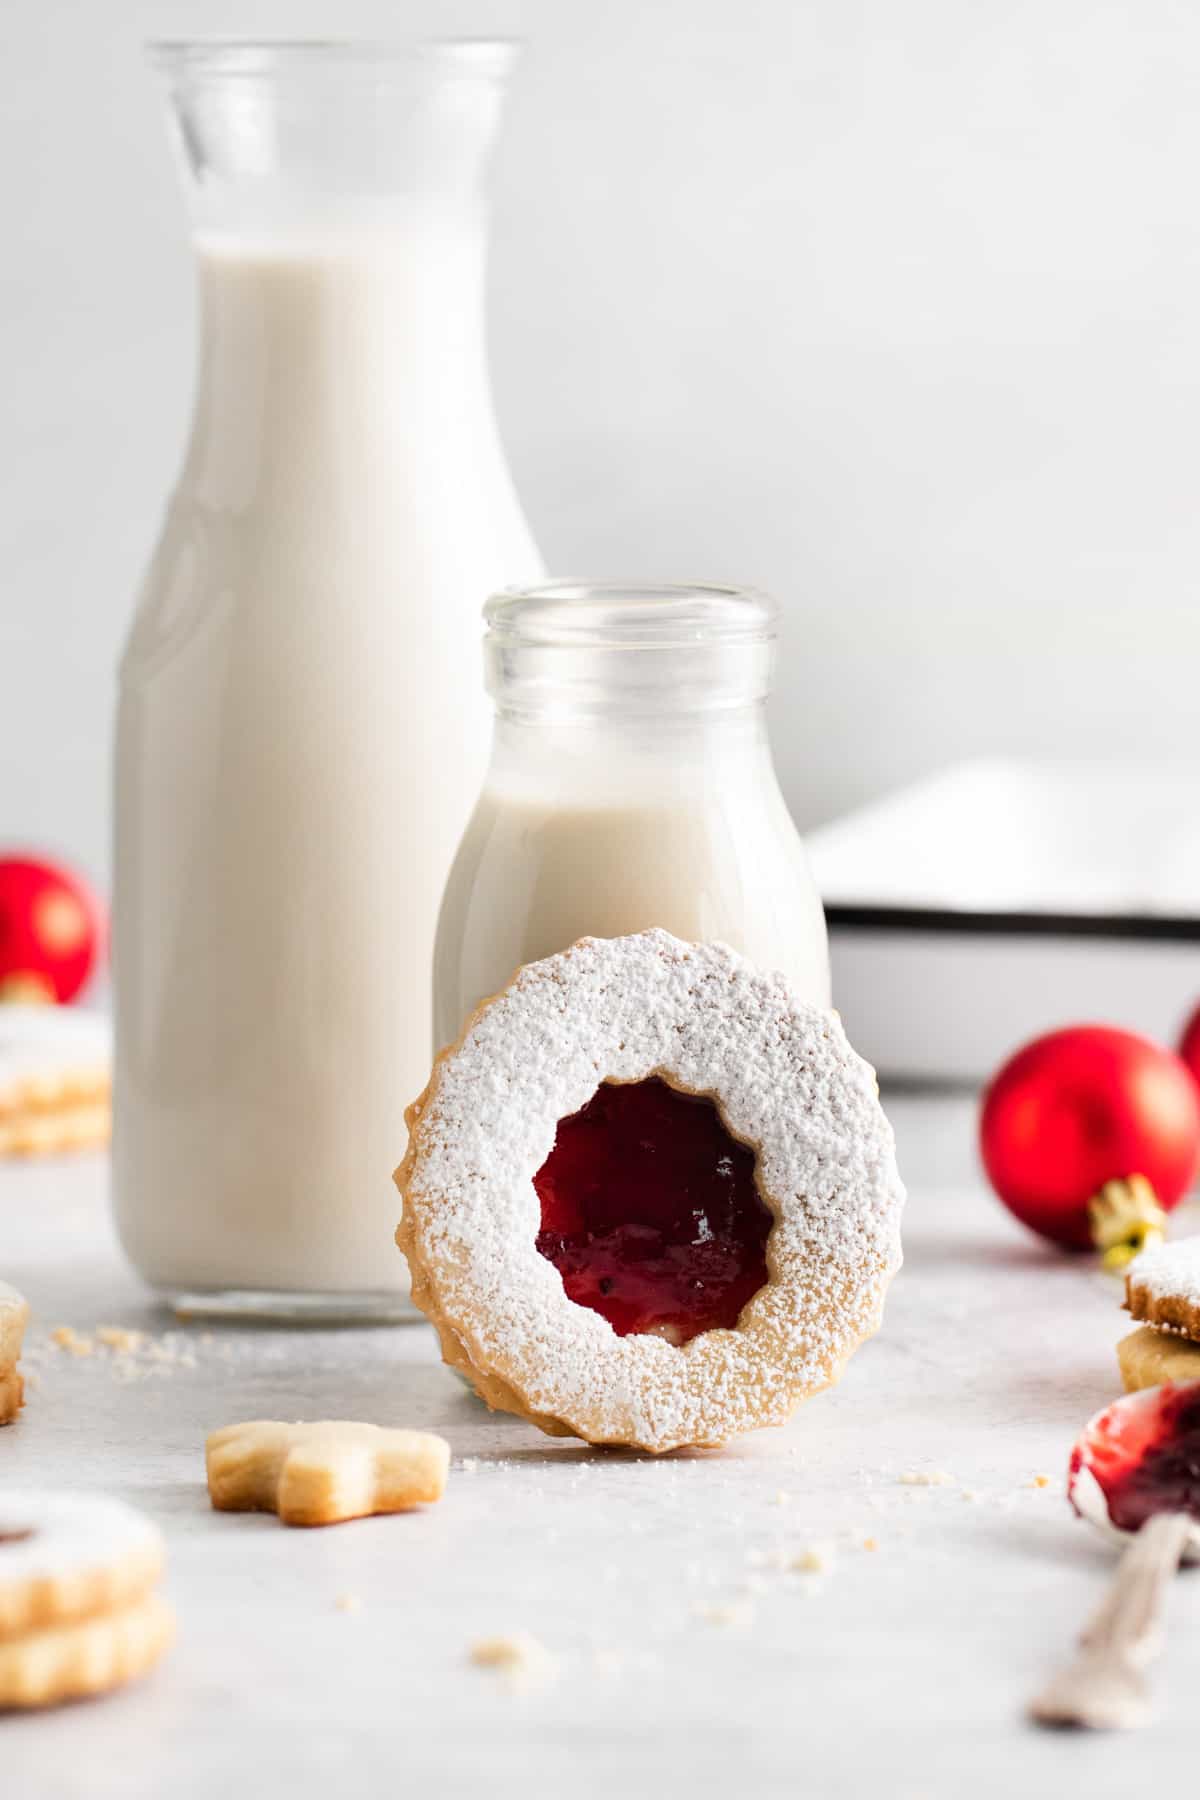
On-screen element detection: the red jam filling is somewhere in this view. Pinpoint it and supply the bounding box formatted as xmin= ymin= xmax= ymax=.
xmin=1072 ymin=1383 xmax=1200 ymax=1532
xmin=533 ymin=1077 xmax=772 ymax=1344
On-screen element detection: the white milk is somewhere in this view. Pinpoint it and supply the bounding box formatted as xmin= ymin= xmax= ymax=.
xmin=114 ymin=237 xmax=538 ymax=1297
xmin=434 ymin=743 xmax=832 ymax=1052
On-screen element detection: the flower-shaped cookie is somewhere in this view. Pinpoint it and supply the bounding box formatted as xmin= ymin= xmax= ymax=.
xmin=206 ymin=1421 xmax=450 ymax=1527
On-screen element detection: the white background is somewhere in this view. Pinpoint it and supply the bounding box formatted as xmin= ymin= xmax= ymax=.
xmin=5 ymin=0 xmax=1199 ymax=889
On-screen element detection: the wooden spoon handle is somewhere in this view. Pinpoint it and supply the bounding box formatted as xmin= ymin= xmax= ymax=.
xmin=1029 ymin=1511 xmax=1192 ymax=1730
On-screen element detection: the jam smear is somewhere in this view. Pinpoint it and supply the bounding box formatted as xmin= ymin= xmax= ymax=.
xmin=533 ymin=1077 xmax=772 ymax=1344
xmin=1074 ymin=1383 xmax=1200 ymax=1532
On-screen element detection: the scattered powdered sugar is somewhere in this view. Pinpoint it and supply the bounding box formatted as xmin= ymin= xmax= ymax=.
xmin=30 ymin=1323 xmax=223 ymax=1384
xmin=1128 ymin=1237 xmax=1200 ymax=1312
xmin=401 ymin=931 xmax=905 ymax=1452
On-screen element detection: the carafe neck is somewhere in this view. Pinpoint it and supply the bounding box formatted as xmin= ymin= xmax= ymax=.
xmin=152 ymin=40 xmax=515 ymax=509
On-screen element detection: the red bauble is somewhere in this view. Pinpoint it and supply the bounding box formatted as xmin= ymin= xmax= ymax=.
xmin=1179 ymin=1003 xmax=1200 ymax=1090
xmin=980 ymin=1025 xmax=1200 ymax=1251
xmin=0 ymin=855 xmax=104 ymax=1004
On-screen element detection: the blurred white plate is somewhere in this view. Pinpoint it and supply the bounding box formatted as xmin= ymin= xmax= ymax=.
xmin=807 ymin=758 xmax=1200 ymax=1083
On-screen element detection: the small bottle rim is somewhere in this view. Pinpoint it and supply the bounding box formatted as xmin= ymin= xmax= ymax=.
xmin=486 ymin=580 xmax=777 ymax=651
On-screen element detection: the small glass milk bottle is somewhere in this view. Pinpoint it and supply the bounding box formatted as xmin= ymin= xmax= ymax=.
xmin=434 ymin=581 xmax=831 ymax=1049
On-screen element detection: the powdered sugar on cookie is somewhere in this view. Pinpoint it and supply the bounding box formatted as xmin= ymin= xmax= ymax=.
xmin=397 ymin=930 xmax=905 ymax=1452
xmin=1128 ymin=1237 xmax=1200 ymax=1311
xmin=0 ymin=1491 xmax=164 ymax=1639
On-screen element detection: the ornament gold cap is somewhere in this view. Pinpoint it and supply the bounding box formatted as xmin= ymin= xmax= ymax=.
xmin=0 ymin=972 xmax=55 ymax=1004
xmin=1088 ymin=1174 xmax=1166 ymax=1273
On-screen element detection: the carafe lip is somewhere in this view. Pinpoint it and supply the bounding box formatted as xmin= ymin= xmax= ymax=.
xmin=145 ymin=39 xmax=520 ymax=78
xmin=486 ymin=580 xmax=778 ymax=652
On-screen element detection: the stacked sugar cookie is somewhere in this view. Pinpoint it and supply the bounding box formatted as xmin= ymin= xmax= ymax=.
xmin=0 ymin=1280 xmax=28 ymax=1423
xmin=0 ymin=1493 xmax=173 ymax=1709
xmin=0 ymin=1005 xmax=111 ymax=1156
xmin=1118 ymin=1238 xmax=1200 ymax=1389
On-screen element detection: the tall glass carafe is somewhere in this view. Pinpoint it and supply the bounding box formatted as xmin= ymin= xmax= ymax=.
xmin=114 ymin=42 xmax=540 ymax=1318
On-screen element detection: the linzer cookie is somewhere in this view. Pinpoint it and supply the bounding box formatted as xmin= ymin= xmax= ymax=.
xmin=0 ymin=1281 xmax=29 ymax=1424
xmin=396 ymin=930 xmax=905 ymax=1452
xmin=0 ymin=1005 xmax=111 ymax=1157
xmin=0 ymin=1491 xmax=173 ymax=1709
xmin=1117 ymin=1324 xmax=1200 ymax=1393
xmin=1125 ymin=1237 xmax=1200 ymax=1341
xmin=1119 ymin=1237 xmax=1200 ymax=1393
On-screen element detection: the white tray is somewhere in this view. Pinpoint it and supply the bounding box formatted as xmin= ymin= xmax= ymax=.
xmin=806 ymin=759 xmax=1200 ymax=1082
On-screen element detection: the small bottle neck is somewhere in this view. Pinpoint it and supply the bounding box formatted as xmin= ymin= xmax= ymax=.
xmin=480 ymin=582 xmax=783 ymax=806
xmin=484 ymin=582 xmax=778 ymax=724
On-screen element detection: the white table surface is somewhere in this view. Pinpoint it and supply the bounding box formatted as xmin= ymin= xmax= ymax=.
xmin=2 ymin=1090 xmax=1195 ymax=1799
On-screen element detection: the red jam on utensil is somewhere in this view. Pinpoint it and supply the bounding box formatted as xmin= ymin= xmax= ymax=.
xmin=1072 ymin=1383 xmax=1200 ymax=1533
xmin=534 ymin=1077 xmax=773 ymax=1344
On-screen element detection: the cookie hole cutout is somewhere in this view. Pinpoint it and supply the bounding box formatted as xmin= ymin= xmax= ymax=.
xmin=533 ymin=1076 xmax=772 ymax=1344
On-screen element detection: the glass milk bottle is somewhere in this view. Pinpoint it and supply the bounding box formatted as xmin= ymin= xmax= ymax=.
xmin=434 ymin=582 xmax=830 ymax=1049
xmin=113 ymin=43 xmax=540 ymax=1318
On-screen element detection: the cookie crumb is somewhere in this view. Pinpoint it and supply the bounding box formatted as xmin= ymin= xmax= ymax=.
xmin=961 ymin=1489 xmax=980 ymax=1503
xmin=862 ymin=1536 xmax=879 ymax=1552
xmin=770 ymin=1489 xmax=791 ymax=1506
xmin=898 ymin=1470 xmax=953 ymax=1487
xmin=696 ymin=1600 xmax=755 ymax=1628
xmin=50 ymin=1326 xmax=94 ymax=1358
xmin=791 ymin=1543 xmax=835 ymax=1575
xmin=1030 ymin=1474 xmax=1052 ymax=1489
xmin=469 ymin=1632 xmax=556 ymax=1688
xmin=335 ymin=1593 xmax=362 ymax=1613
xmin=95 ymin=1326 xmax=145 ymax=1353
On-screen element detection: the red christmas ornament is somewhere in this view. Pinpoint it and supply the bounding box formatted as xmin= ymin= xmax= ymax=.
xmin=1179 ymin=1003 xmax=1200 ymax=1091
xmin=980 ymin=1025 xmax=1200 ymax=1254
xmin=0 ymin=855 xmax=105 ymax=1004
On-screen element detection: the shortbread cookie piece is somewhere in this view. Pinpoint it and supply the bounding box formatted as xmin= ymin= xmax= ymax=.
xmin=1117 ymin=1324 xmax=1200 ymax=1392
xmin=0 ymin=1492 xmax=164 ymax=1639
xmin=206 ymin=1421 xmax=450 ymax=1527
xmin=0 ymin=1005 xmax=111 ymax=1158
xmin=0 ymin=1592 xmax=173 ymax=1710
xmin=0 ymin=1281 xmax=29 ymax=1425
xmin=0 ymin=1006 xmax=111 ymax=1116
xmin=396 ymin=930 xmax=905 ymax=1453
xmin=0 ymin=1102 xmax=110 ymax=1158
xmin=1125 ymin=1237 xmax=1200 ymax=1342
